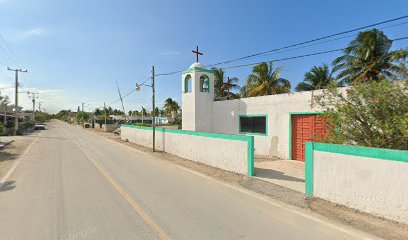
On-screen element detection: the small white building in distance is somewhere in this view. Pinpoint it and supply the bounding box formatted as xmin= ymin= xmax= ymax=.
xmin=181 ymin=62 xmax=330 ymax=161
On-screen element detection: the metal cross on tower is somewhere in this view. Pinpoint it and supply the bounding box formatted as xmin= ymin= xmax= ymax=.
xmin=192 ymin=46 xmax=203 ymax=63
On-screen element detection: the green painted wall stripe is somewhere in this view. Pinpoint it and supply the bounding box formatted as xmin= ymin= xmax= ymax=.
xmin=305 ymin=142 xmax=408 ymax=196
xmin=182 ymin=67 xmax=214 ymax=74
xmin=122 ymin=124 xmax=251 ymax=141
xmin=121 ymin=124 xmax=255 ymax=176
xmin=305 ymin=142 xmax=314 ymax=196
xmin=313 ymin=143 xmax=408 ymax=163
xmin=248 ymin=137 xmax=255 ymax=176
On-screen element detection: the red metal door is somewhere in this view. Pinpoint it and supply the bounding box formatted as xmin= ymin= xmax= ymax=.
xmin=312 ymin=115 xmax=329 ymax=142
xmin=291 ymin=114 xmax=329 ymax=161
xmin=291 ymin=115 xmax=313 ymax=161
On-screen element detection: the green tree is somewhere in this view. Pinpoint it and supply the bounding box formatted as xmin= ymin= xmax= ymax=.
xmin=244 ymin=61 xmax=291 ymax=97
xmin=141 ymin=107 xmax=146 ymax=116
xmin=152 ymin=107 xmax=160 ymax=116
xmin=97 ymin=112 xmax=106 ymax=121
xmin=211 ymin=68 xmax=240 ymax=99
xmin=212 ymin=67 xmax=226 ymax=98
xmin=163 ymin=98 xmax=180 ymax=116
xmin=76 ymin=112 xmax=91 ymax=123
xmin=54 ymin=110 xmax=71 ymax=122
xmin=1 ymin=95 xmax=9 ymax=106
xmin=332 ymin=29 xmax=408 ymax=84
xmin=0 ymin=122 xmax=6 ymax=135
xmin=315 ymin=80 xmax=408 ymax=150
xmin=295 ymin=64 xmax=334 ymax=91
xmin=94 ymin=108 xmax=101 ymax=116
xmin=35 ymin=112 xmax=51 ymax=122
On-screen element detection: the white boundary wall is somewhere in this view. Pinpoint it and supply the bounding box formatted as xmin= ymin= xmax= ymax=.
xmin=211 ymin=92 xmax=322 ymax=158
xmin=306 ymin=143 xmax=408 ymax=224
xmin=121 ymin=125 xmax=254 ymax=175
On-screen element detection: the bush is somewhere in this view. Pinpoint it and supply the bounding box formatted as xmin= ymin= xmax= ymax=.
xmin=0 ymin=122 xmax=6 ymax=136
xmin=316 ymin=80 xmax=408 ymax=150
xmin=35 ymin=112 xmax=51 ymax=123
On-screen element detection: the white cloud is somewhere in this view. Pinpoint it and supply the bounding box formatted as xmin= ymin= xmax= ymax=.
xmin=162 ymin=51 xmax=180 ymax=56
xmin=21 ymin=27 xmax=46 ymax=38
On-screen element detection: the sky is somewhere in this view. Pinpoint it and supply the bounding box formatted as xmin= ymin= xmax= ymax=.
xmin=0 ymin=0 xmax=407 ymax=113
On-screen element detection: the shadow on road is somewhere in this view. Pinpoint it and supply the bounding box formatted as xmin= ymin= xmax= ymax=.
xmin=255 ymin=167 xmax=305 ymax=182
xmin=0 ymin=180 xmax=16 ymax=192
xmin=0 ymin=150 xmax=19 ymax=162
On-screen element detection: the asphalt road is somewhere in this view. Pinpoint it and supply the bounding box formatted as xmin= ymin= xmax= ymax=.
xmin=0 ymin=120 xmax=377 ymax=240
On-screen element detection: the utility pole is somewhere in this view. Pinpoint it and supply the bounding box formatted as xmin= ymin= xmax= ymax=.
xmin=104 ymin=102 xmax=107 ymax=125
xmin=7 ymin=68 xmax=28 ymax=135
xmin=152 ymin=65 xmax=155 ymax=152
xmin=141 ymin=106 xmax=144 ymax=123
xmin=38 ymin=102 xmax=42 ymax=112
xmin=82 ymin=102 xmax=84 ymax=127
xmin=115 ymin=81 xmax=126 ymax=119
xmin=28 ymin=91 xmax=39 ymax=122
xmin=4 ymin=105 xmax=7 ymax=125
xmin=135 ymin=68 xmax=155 ymax=152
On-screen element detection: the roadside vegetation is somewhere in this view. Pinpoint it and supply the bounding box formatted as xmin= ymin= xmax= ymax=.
xmin=316 ymin=80 xmax=408 ymax=150
xmin=210 ymin=29 xmax=407 ymax=150
xmin=313 ymin=29 xmax=407 ymax=150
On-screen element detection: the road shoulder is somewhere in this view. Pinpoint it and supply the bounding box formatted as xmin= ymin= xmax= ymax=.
xmin=0 ymin=134 xmax=39 ymax=180
xmin=85 ymin=127 xmax=408 ymax=240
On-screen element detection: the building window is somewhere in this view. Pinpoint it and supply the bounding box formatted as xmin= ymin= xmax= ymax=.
xmin=239 ymin=115 xmax=267 ymax=135
xmin=200 ymin=75 xmax=209 ymax=92
xmin=184 ymin=75 xmax=192 ymax=93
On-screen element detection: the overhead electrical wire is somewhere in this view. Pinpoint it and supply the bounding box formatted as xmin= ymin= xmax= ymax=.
xmin=155 ymin=15 xmax=408 ymax=77
xmin=155 ymin=36 xmax=408 ymax=76
xmin=205 ymin=15 xmax=408 ymax=68
xmin=102 ymin=71 xmax=152 ymax=108
xmin=0 ymin=33 xmax=26 ymax=67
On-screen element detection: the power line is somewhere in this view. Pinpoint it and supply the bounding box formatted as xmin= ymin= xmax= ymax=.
xmin=155 ymin=15 xmax=408 ymax=76
xmin=0 ymin=33 xmax=26 ymax=67
xmin=205 ymin=15 xmax=408 ymax=68
xmin=243 ymin=21 xmax=408 ymax=60
xmin=103 ymin=72 xmax=152 ymax=108
xmin=155 ymin=36 xmax=408 ymax=76
xmin=214 ymin=37 xmax=408 ymax=70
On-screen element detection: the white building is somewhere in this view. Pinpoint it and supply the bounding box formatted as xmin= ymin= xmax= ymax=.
xmin=181 ymin=62 xmax=329 ymax=161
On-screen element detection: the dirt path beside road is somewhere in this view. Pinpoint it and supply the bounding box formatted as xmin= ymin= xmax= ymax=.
xmin=0 ymin=134 xmax=38 ymax=179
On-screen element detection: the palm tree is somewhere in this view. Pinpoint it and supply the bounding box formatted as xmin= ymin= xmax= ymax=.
xmin=223 ymin=77 xmax=240 ymax=99
xmin=212 ymin=67 xmax=241 ymax=99
xmin=333 ymin=29 xmax=408 ymax=84
xmin=245 ymin=61 xmax=291 ymax=97
xmin=295 ymin=64 xmax=334 ymax=91
xmin=240 ymin=85 xmax=249 ymax=98
xmin=163 ymin=98 xmax=180 ymax=115
xmin=212 ymin=67 xmax=226 ymax=98
xmin=152 ymin=107 xmax=160 ymax=116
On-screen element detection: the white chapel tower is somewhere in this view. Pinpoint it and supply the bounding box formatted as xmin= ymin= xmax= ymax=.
xmin=181 ymin=47 xmax=214 ymax=132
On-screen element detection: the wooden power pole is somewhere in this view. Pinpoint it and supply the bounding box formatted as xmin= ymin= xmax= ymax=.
xmin=7 ymin=68 xmax=27 ymax=135
xmin=152 ymin=65 xmax=156 ymax=152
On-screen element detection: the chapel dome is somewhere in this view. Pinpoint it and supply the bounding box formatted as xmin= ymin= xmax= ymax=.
xmin=189 ymin=62 xmax=205 ymax=69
